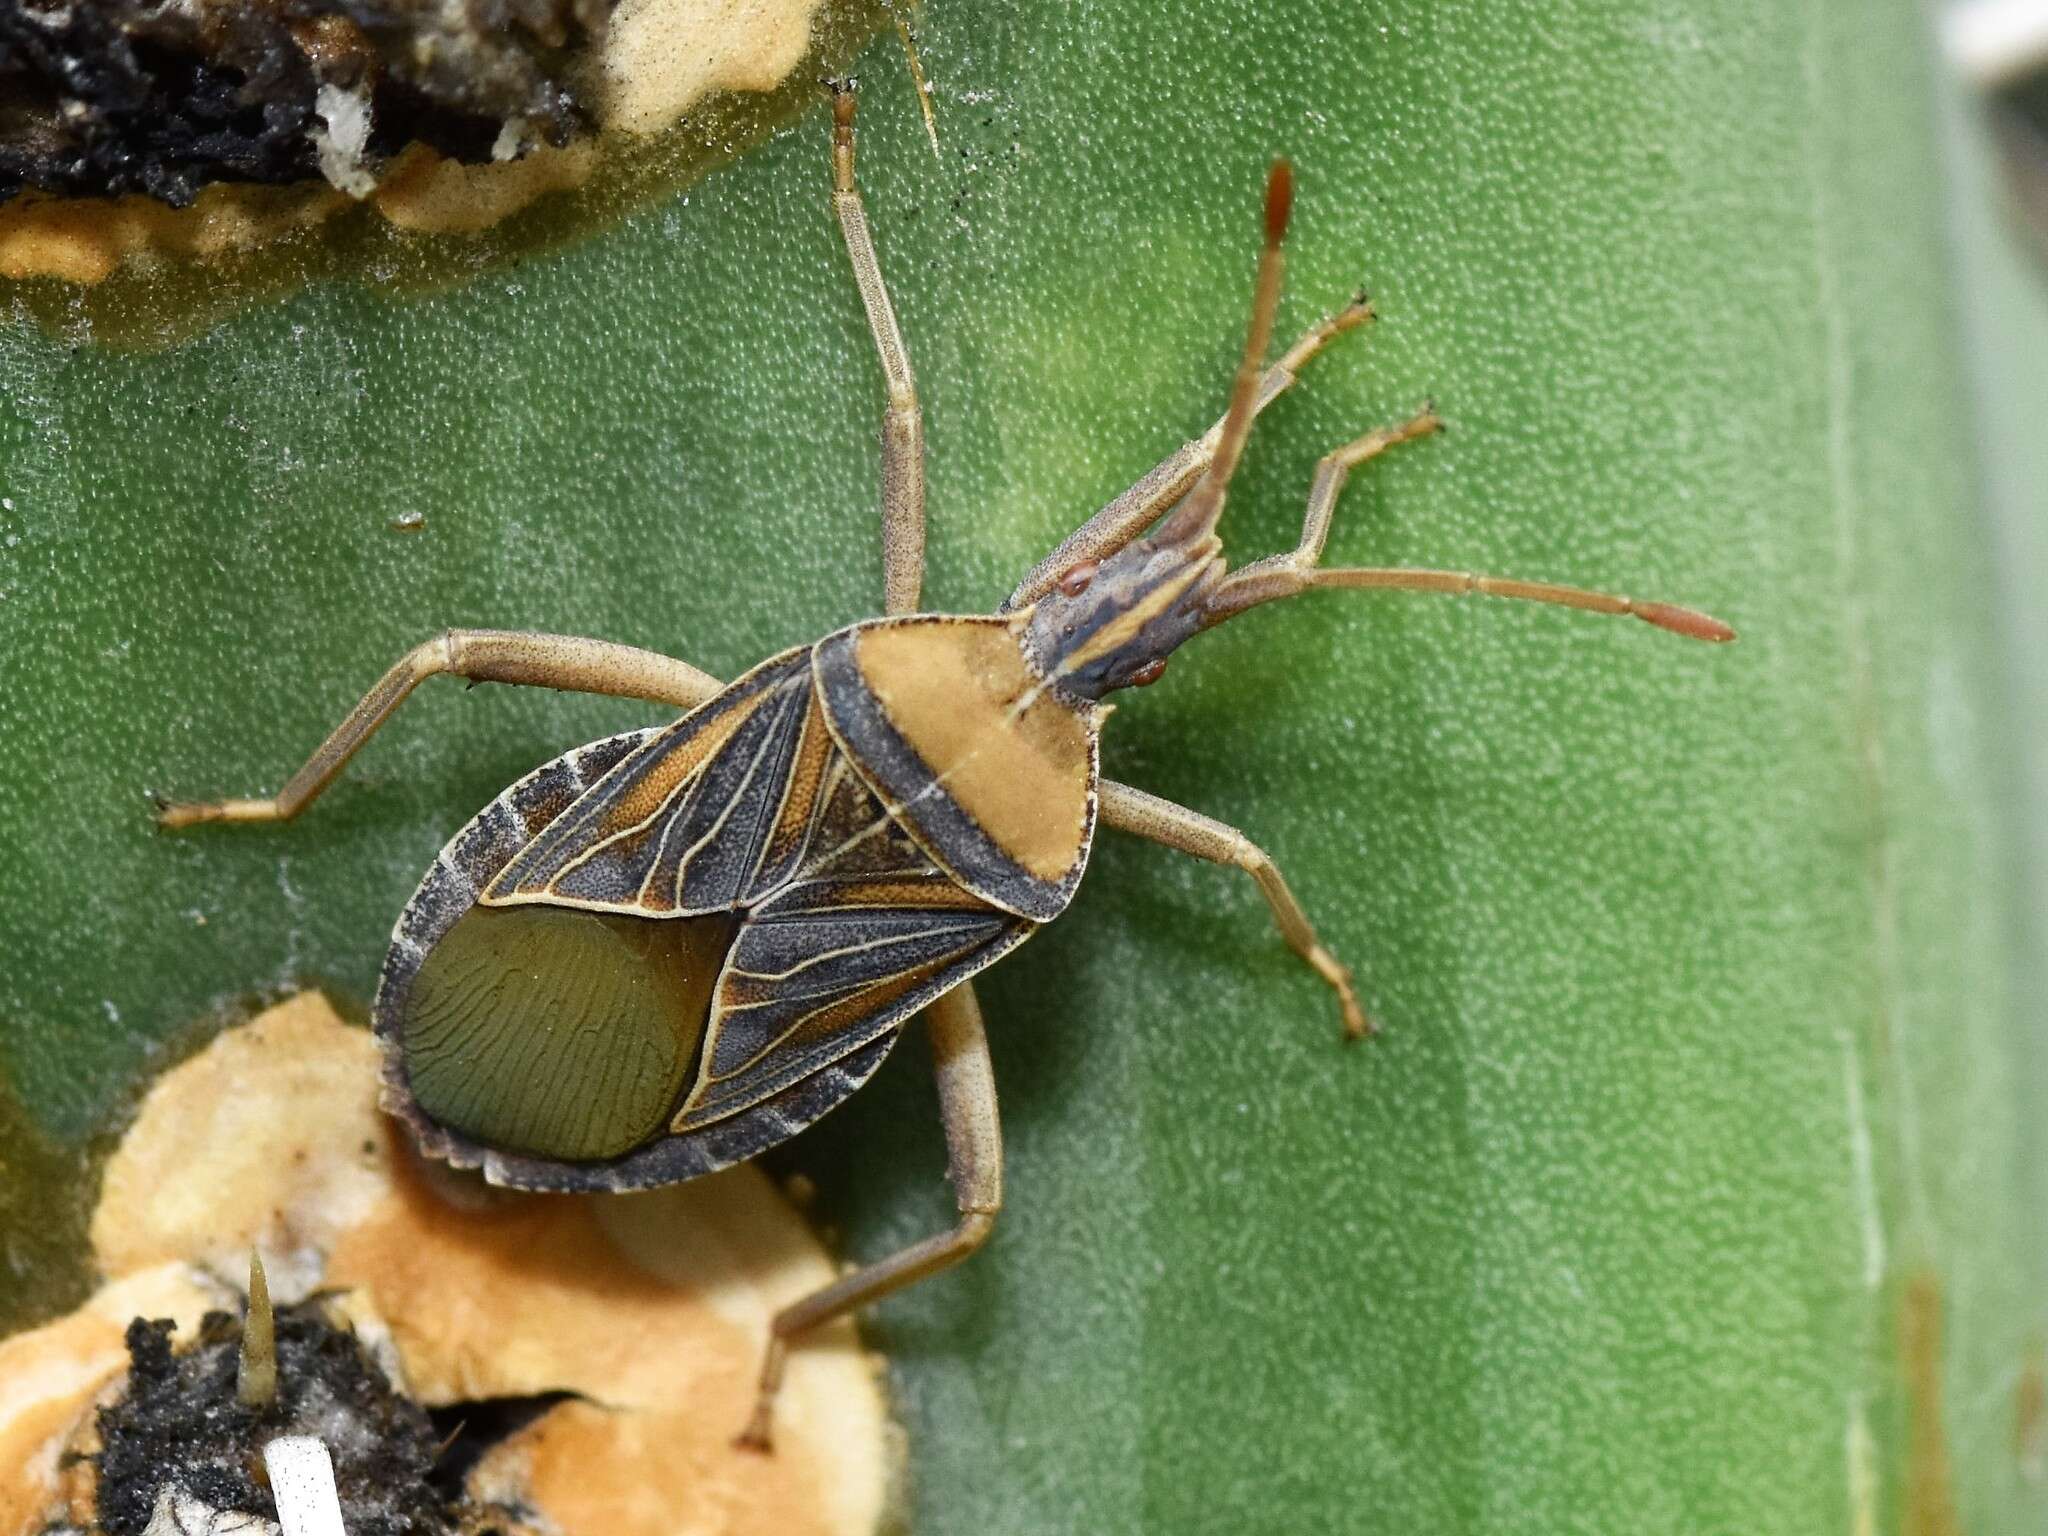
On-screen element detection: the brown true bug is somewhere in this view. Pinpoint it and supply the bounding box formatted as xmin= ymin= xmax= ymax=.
xmin=156 ymin=84 xmax=1733 ymax=1449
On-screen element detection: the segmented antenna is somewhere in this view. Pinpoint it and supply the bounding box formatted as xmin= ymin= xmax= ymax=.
xmin=1307 ymin=568 xmax=1735 ymax=641
xmin=1157 ymin=160 xmax=1294 ymax=546
xmin=1205 ymin=559 xmax=1736 ymax=642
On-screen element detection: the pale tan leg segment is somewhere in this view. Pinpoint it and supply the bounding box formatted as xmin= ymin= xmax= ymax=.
xmin=1097 ymin=779 xmax=1371 ymax=1041
xmin=1214 ymin=407 xmax=1444 ymax=599
xmin=832 ymin=86 xmax=926 ymax=617
xmin=154 ymin=629 xmax=724 ymax=829
xmin=1287 ymin=408 xmax=1444 ymax=567
xmin=737 ymin=983 xmax=1003 ymax=1450
xmin=1005 ymin=299 xmax=1375 ymax=610
xmin=1202 ymin=403 xmax=1732 ymax=641
xmin=737 ymin=84 xmax=1002 ymax=1454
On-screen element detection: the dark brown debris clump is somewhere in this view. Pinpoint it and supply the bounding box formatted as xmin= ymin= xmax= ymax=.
xmin=88 ymin=1302 xmax=525 ymax=1536
xmin=0 ymin=0 xmax=609 ymax=207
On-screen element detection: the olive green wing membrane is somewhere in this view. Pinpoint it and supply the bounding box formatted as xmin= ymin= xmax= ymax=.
xmin=483 ymin=646 xmax=828 ymax=915
xmin=381 ymin=749 xmax=1032 ymax=1190
xmin=399 ymin=902 xmax=733 ymax=1164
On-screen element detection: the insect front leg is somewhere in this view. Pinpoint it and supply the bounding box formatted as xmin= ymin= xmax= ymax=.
xmin=1096 ymin=779 xmax=1371 ymax=1041
xmin=830 ymin=84 xmax=926 ymax=617
xmin=737 ymin=982 xmax=1003 ymax=1452
xmin=154 ymin=630 xmax=724 ymax=828
xmin=1004 ymin=300 xmax=1373 ymax=609
xmin=1206 ymin=407 xmax=1444 ymax=598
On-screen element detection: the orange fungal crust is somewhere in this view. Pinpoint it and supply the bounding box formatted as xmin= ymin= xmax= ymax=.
xmin=0 ymin=994 xmax=892 ymax=1536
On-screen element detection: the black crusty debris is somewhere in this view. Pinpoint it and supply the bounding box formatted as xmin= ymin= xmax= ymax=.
xmin=0 ymin=0 xmax=611 ymax=207
xmin=90 ymin=1304 xmax=466 ymax=1536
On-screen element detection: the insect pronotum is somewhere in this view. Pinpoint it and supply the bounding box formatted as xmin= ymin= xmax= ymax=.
xmin=157 ymin=84 xmax=1732 ymax=1449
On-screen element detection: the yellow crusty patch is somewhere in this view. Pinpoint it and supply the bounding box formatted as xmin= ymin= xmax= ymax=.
xmin=0 ymin=993 xmax=893 ymax=1536
xmin=0 ymin=182 xmax=346 ymax=287
xmin=854 ymin=618 xmax=1094 ymax=886
xmin=0 ymin=0 xmax=837 ymax=287
xmin=603 ymin=0 xmax=828 ymax=135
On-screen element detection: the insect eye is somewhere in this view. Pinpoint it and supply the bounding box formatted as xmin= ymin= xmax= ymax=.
xmin=1057 ymin=561 xmax=1098 ymax=598
xmin=1128 ymin=658 xmax=1168 ymax=688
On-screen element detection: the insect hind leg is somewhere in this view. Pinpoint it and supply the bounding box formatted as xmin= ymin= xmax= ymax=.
xmin=829 ymin=83 xmax=926 ymax=618
xmin=736 ymin=982 xmax=1002 ymax=1452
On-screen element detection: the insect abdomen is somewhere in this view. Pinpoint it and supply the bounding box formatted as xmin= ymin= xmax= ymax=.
xmin=403 ymin=903 xmax=735 ymax=1161
xmin=376 ymin=644 xmax=1045 ymax=1191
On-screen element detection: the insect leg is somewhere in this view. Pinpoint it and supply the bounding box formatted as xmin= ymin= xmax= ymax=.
xmin=154 ymin=630 xmax=724 ymax=828
xmin=1004 ymin=299 xmax=1373 ymax=610
xmin=826 ymin=87 xmax=1004 ymax=1450
xmin=1222 ymin=406 xmax=1443 ymax=585
xmin=830 ymin=84 xmax=926 ymax=616
xmin=1197 ymin=417 xmax=1730 ymax=639
xmin=737 ymin=982 xmax=1002 ymax=1452
xmin=1096 ymin=779 xmax=1371 ymax=1041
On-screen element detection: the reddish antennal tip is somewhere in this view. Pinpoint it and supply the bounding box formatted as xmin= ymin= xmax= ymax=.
xmin=1155 ymin=160 xmax=1293 ymax=548
xmin=1633 ymin=602 xmax=1736 ymax=643
xmin=1264 ymin=159 xmax=1295 ymax=245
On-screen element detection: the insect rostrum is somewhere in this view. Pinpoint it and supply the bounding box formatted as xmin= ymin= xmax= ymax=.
xmin=157 ymin=83 xmax=1731 ymax=1451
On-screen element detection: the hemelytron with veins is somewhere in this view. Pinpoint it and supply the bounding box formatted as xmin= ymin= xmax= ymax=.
xmin=157 ymin=83 xmax=1732 ymax=1451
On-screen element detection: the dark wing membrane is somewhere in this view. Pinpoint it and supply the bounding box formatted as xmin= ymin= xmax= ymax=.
xmin=675 ymin=900 xmax=1027 ymax=1131
xmin=482 ymin=647 xmax=826 ymax=916
xmin=377 ymin=678 xmax=1038 ymax=1191
xmin=671 ymin=759 xmax=1031 ymax=1131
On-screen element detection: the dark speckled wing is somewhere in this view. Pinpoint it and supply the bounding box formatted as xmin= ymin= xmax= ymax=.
xmin=482 ymin=646 xmax=819 ymax=915
xmin=671 ymin=750 xmax=1029 ymax=1130
xmin=377 ymin=642 xmax=1037 ymax=1194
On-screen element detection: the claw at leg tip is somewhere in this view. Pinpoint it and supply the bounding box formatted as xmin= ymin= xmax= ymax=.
xmin=1341 ymin=1000 xmax=1376 ymax=1043
xmin=1334 ymin=974 xmax=1375 ymax=1042
xmin=153 ymin=799 xmax=199 ymax=831
xmin=1335 ymin=981 xmax=1374 ymax=1043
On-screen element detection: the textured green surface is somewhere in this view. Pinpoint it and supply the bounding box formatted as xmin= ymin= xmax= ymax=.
xmin=2 ymin=3 xmax=2043 ymax=1533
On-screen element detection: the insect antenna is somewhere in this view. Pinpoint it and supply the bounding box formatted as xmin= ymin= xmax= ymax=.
xmin=1169 ymin=169 xmax=1733 ymax=645
xmin=1203 ymin=560 xmax=1736 ymax=642
xmin=1155 ymin=159 xmax=1295 ymax=549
